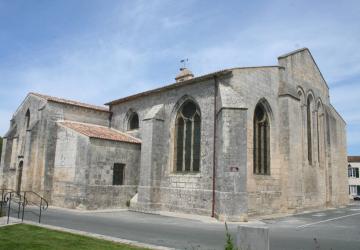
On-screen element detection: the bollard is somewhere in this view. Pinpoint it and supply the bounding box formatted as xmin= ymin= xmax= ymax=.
xmin=237 ymin=224 xmax=269 ymax=250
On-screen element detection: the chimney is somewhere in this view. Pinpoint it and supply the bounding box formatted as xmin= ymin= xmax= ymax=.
xmin=175 ymin=68 xmax=194 ymax=82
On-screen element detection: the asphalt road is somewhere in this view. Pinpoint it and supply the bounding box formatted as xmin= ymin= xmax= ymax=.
xmin=266 ymin=202 xmax=360 ymax=250
xmin=6 ymin=201 xmax=360 ymax=250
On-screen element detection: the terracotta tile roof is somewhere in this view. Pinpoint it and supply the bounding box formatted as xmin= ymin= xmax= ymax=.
xmin=348 ymin=156 xmax=360 ymax=163
xmin=58 ymin=121 xmax=141 ymax=144
xmin=30 ymin=92 xmax=109 ymax=112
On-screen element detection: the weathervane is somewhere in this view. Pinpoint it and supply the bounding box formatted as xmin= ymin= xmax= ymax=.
xmin=180 ymin=58 xmax=189 ymax=69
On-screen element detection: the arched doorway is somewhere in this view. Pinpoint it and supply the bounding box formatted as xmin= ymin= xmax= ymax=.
xmin=16 ymin=161 xmax=23 ymax=194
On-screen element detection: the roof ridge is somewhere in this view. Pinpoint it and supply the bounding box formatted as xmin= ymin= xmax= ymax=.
xmin=277 ymin=47 xmax=309 ymax=59
xmin=29 ymin=92 xmax=109 ymax=112
xmin=60 ymin=120 xmax=141 ymax=141
xmin=59 ymin=120 xmax=106 ymax=128
xmin=58 ymin=120 xmax=141 ymax=144
xmin=105 ymin=66 xmax=282 ymax=106
xmin=105 ymin=69 xmax=232 ymax=106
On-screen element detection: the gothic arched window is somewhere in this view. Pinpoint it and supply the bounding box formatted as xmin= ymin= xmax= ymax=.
xmin=316 ymin=101 xmax=323 ymax=164
xmin=253 ymin=103 xmax=270 ymax=175
xmin=307 ymin=95 xmax=313 ymax=164
xmin=128 ymin=112 xmax=139 ymax=130
xmin=25 ymin=109 xmax=30 ymax=129
xmin=174 ymin=101 xmax=201 ymax=172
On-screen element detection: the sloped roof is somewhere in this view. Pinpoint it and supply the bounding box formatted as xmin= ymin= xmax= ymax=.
xmin=278 ymin=47 xmax=309 ymax=58
xmin=348 ymin=156 xmax=360 ymax=163
xmin=105 ymin=65 xmax=282 ymax=106
xmin=58 ymin=121 xmax=141 ymax=144
xmin=30 ymin=92 xmax=109 ymax=112
xmin=105 ymin=69 xmax=232 ymax=106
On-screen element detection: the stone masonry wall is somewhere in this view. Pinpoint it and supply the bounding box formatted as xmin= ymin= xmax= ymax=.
xmin=229 ymin=67 xmax=284 ymax=216
xmin=86 ymin=138 xmax=140 ymax=209
xmin=111 ymin=78 xmax=217 ymax=216
xmin=0 ymin=94 xmax=47 ymax=193
xmin=0 ymin=94 xmax=110 ymax=203
xmin=52 ymin=125 xmax=79 ymax=207
xmin=52 ymin=125 xmax=140 ymax=209
xmin=278 ymin=49 xmax=348 ymax=213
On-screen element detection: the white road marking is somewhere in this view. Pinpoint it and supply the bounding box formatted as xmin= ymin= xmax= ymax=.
xmin=296 ymin=212 xmax=360 ymax=229
xmin=312 ymin=213 xmax=326 ymax=217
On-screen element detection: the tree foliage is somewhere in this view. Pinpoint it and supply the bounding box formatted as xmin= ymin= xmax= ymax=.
xmin=0 ymin=136 xmax=2 ymax=161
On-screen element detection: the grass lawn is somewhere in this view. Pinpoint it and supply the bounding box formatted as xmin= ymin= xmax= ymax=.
xmin=0 ymin=224 xmax=150 ymax=250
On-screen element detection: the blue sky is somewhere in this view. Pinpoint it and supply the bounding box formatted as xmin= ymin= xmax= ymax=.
xmin=0 ymin=0 xmax=359 ymax=154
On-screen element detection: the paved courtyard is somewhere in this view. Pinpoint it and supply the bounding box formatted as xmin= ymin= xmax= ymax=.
xmin=5 ymin=201 xmax=360 ymax=250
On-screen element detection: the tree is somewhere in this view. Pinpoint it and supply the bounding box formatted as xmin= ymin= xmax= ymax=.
xmin=0 ymin=136 xmax=2 ymax=161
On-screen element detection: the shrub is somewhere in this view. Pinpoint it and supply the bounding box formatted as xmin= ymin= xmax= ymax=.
xmin=224 ymin=222 xmax=238 ymax=250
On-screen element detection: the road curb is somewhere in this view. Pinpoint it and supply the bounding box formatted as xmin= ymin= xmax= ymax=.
xmin=0 ymin=217 xmax=22 ymax=227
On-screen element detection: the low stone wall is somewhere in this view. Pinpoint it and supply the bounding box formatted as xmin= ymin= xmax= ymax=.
xmin=161 ymin=187 xmax=212 ymax=216
xmin=84 ymin=185 xmax=137 ymax=210
xmin=52 ymin=184 xmax=137 ymax=210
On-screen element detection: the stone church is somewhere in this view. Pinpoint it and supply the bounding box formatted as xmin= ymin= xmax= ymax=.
xmin=0 ymin=48 xmax=348 ymax=221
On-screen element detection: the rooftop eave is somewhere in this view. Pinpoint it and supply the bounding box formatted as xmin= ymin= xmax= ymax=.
xmin=278 ymin=47 xmax=309 ymax=59
xmin=348 ymin=156 xmax=360 ymax=163
xmin=46 ymin=99 xmax=110 ymax=113
xmin=57 ymin=121 xmax=141 ymax=144
xmin=30 ymin=92 xmax=110 ymax=113
xmin=105 ymin=70 xmax=233 ymax=106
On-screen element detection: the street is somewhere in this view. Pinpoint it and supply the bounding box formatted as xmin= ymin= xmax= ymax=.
xmin=6 ymin=201 xmax=360 ymax=250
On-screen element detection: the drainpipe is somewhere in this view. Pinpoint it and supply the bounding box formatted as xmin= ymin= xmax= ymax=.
xmin=212 ymin=75 xmax=218 ymax=218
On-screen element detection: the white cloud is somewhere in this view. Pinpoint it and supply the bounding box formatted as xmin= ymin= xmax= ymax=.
xmin=0 ymin=0 xmax=359 ymax=156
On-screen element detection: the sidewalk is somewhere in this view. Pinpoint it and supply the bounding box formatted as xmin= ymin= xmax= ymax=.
xmin=0 ymin=216 xmax=21 ymax=227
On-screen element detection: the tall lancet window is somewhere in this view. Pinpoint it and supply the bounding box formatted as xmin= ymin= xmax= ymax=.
xmin=25 ymin=109 xmax=30 ymax=129
xmin=316 ymin=101 xmax=324 ymax=164
xmin=174 ymin=101 xmax=201 ymax=172
xmin=253 ymin=103 xmax=270 ymax=175
xmin=307 ymin=95 xmax=313 ymax=164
